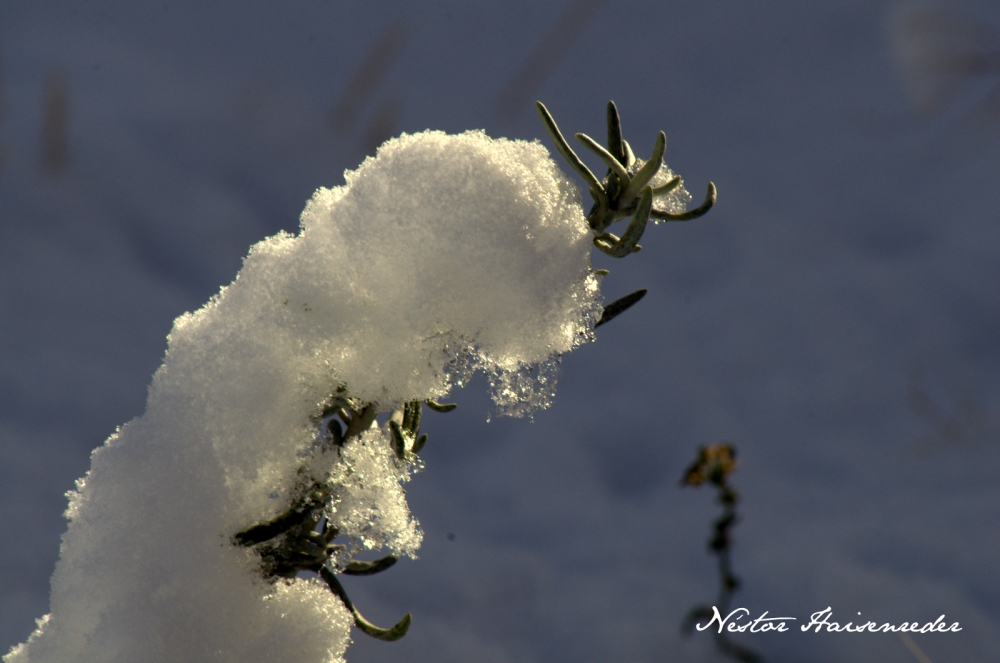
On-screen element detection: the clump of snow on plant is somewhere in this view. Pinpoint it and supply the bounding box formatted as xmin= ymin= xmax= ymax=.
xmin=639 ymin=160 xmax=693 ymax=220
xmin=323 ymin=427 xmax=424 ymax=560
xmin=6 ymin=129 xmax=600 ymax=663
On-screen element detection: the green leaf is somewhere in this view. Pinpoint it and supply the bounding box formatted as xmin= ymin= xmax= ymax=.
xmin=621 ymin=139 xmax=636 ymax=168
xmin=575 ymin=132 xmax=630 ymax=187
xmin=618 ymin=187 xmax=652 ymax=254
xmin=388 ymin=420 xmax=407 ymax=459
xmin=650 ymin=182 xmax=717 ymax=222
xmin=535 ymin=101 xmax=608 ymax=209
xmin=343 ymin=555 xmax=399 ymax=576
xmin=354 ymin=611 xmax=412 ymax=642
xmin=606 ymin=100 xmax=625 ymax=165
xmin=620 ymin=132 xmax=665 ymax=203
xmin=595 ymin=289 xmax=647 ymax=328
xmin=593 ymin=232 xmax=632 ymax=258
xmin=320 ymin=567 xmax=412 ymax=641
xmin=425 ymin=399 xmax=457 ymax=413
xmin=651 ymin=175 xmax=681 ymax=196
xmin=402 ymin=400 xmax=421 ymax=436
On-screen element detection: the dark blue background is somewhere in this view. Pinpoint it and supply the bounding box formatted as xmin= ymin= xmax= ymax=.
xmin=2 ymin=2 xmax=998 ymax=661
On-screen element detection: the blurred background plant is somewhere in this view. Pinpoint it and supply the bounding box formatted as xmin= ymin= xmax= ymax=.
xmin=40 ymin=69 xmax=69 ymax=177
xmin=889 ymin=2 xmax=1000 ymax=141
xmin=680 ymin=443 xmax=762 ymax=663
xmin=0 ymin=44 xmax=6 ymax=175
xmin=906 ymin=350 xmax=1000 ymax=454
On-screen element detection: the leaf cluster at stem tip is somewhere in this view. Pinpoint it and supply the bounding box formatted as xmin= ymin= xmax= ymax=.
xmin=538 ymin=100 xmax=716 ymax=328
xmin=536 ymin=100 xmax=716 ymax=258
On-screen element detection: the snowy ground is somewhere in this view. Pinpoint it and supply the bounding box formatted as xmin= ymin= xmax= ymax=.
xmin=2 ymin=1 xmax=999 ymax=662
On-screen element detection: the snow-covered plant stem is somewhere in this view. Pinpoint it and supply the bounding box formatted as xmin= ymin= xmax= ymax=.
xmin=230 ymin=394 xmax=454 ymax=641
xmin=6 ymin=102 xmax=714 ymax=663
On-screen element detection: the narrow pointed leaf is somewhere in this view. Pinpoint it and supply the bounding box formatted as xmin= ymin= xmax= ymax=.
xmin=604 ymin=166 xmax=622 ymax=202
xmin=535 ymin=101 xmax=608 ymax=209
xmin=651 ymin=175 xmax=681 ymax=196
xmin=595 ymin=289 xmax=647 ymax=328
xmin=343 ymin=555 xmax=399 ymax=576
xmin=388 ymin=420 xmax=407 ymax=459
xmin=353 ymin=611 xmax=411 ymax=642
xmin=401 ymin=403 xmax=414 ymax=433
xmin=412 ymin=433 xmax=428 ymax=454
xmin=320 ymin=567 xmax=412 ymax=641
xmin=234 ymin=508 xmax=310 ymax=546
xmin=593 ymin=232 xmax=631 ymax=258
xmin=587 ymin=189 xmax=610 ymax=230
xmin=606 ymin=100 xmax=625 ymax=164
xmin=650 ymin=182 xmax=717 ymax=222
xmin=425 ymin=399 xmax=457 ymax=413
xmin=403 ymin=400 xmax=421 ymax=435
xmin=621 ymin=131 xmax=666 ymax=203
xmin=575 ymin=133 xmax=630 ymax=186
xmin=622 ymin=139 xmax=636 ymax=168
xmin=593 ymin=232 xmax=618 ymax=251
xmin=344 ymin=403 xmax=378 ymax=439
xmin=618 ymin=187 xmax=652 ymax=253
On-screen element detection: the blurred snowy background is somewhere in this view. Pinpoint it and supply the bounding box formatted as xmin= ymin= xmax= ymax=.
xmin=2 ymin=1 xmax=999 ymax=661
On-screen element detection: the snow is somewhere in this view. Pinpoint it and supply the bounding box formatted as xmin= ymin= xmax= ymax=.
xmin=5 ymin=129 xmax=603 ymax=663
